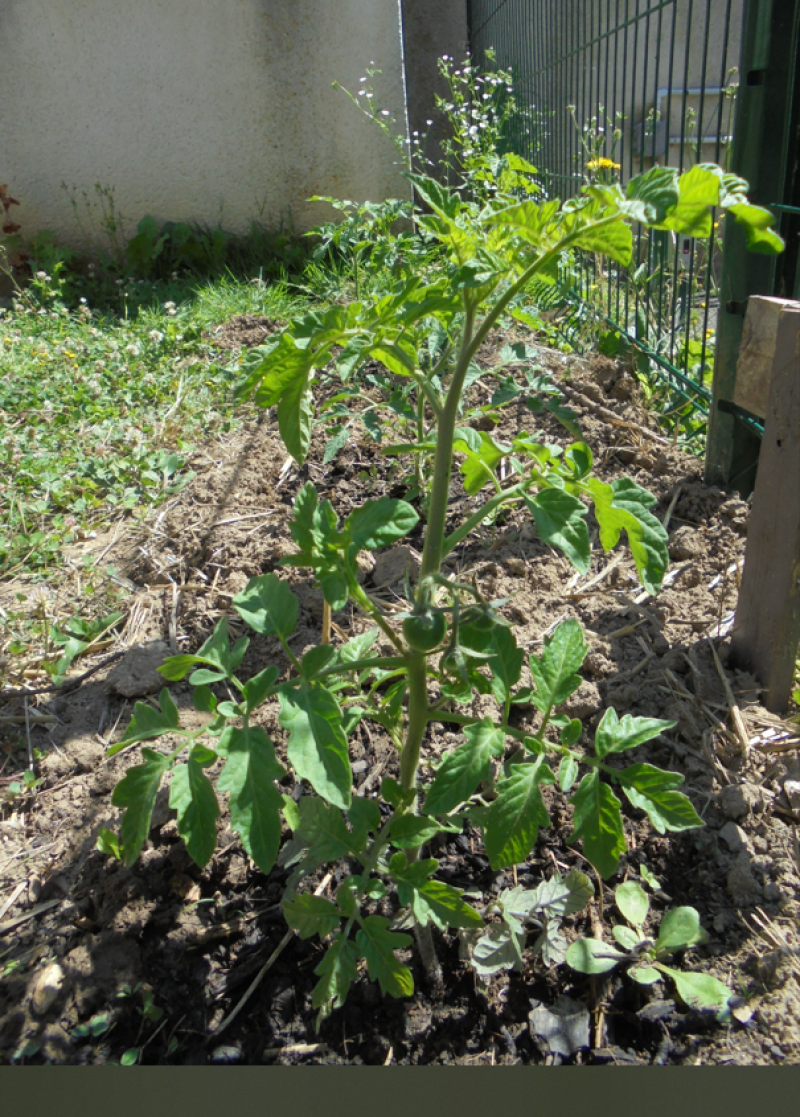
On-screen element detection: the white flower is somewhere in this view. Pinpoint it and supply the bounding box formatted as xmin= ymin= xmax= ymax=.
xmin=380 ymin=110 xmax=390 ymax=116
xmin=163 ymin=301 xmax=176 ymax=310
xmin=35 ymin=271 xmax=48 ymax=280
xmin=126 ymin=342 xmax=141 ymax=356
xmin=148 ymin=329 xmax=164 ymax=343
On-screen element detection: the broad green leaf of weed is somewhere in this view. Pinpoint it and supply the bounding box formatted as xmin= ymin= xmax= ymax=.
xmin=568 ymin=771 xmax=626 ymax=879
xmin=566 ymin=937 xmax=626 ymax=974
xmin=470 ymin=923 xmax=526 ymax=976
xmin=656 ymin=164 xmax=718 ymax=237
xmin=586 ymin=477 xmax=668 ymax=595
xmin=283 ymin=894 xmax=342 ymax=940
xmin=216 ymin=725 xmax=285 ymax=873
xmin=112 ymin=689 xmax=180 ymax=752
xmin=487 ymin=625 xmax=523 ymax=706
xmin=423 ymin=719 xmax=505 ymax=816
xmin=313 ymin=934 xmax=360 ymax=1024
xmin=484 ymin=762 xmax=554 ymax=870
xmin=616 ymin=881 xmax=650 ymax=928
xmin=278 ymin=683 xmax=352 ymax=809
xmin=655 ymin=907 xmax=707 ymax=953
xmin=523 ymin=488 xmax=590 ymax=574
xmin=169 ymin=751 xmax=220 ymax=868
xmin=233 ymin=573 xmax=299 ymax=641
xmin=594 ymin=708 xmax=675 ymax=758
xmin=725 ymin=203 xmax=785 ymax=254
xmin=112 ymin=748 xmax=171 ymax=866
xmin=657 ymin=965 xmax=731 ymax=1019
xmin=344 ymin=498 xmax=418 ymax=550
xmin=617 ymin=763 xmax=704 ymax=834
xmin=570 ymin=218 xmax=633 ymax=266
xmin=626 ymin=166 xmax=680 ymax=223
xmin=528 ymin=619 xmax=588 ymax=714
xmin=355 ymin=916 xmax=414 ymax=999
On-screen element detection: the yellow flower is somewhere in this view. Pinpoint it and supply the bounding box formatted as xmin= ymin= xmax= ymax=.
xmin=586 ymin=157 xmax=621 ymax=171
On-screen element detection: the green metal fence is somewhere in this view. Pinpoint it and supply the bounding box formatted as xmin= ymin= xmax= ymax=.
xmin=467 ymin=0 xmax=745 ymax=438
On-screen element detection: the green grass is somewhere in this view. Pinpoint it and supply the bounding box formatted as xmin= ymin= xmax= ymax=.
xmin=0 ymin=270 xmax=307 ymax=577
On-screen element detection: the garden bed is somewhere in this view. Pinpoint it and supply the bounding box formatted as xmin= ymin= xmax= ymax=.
xmin=1 ymin=321 xmax=799 ymax=1065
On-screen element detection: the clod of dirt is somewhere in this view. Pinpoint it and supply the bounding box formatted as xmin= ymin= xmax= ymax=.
xmin=529 ymin=995 xmax=591 ymax=1057
xmin=718 ymin=783 xmax=765 ymax=820
xmin=727 ymin=852 xmax=764 ymax=906
xmin=203 ymin=314 xmax=279 ymax=350
xmin=106 ymin=640 xmax=171 ymax=697
xmin=63 ymin=935 xmax=141 ymax=1016
xmin=719 ymin=822 xmax=751 ymax=854
xmin=668 ymin=525 xmax=701 ymax=561
xmin=372 ymin=546 xmax=419 ymax=588
xmin=30 ymin=964 xmax=65 ymax=1016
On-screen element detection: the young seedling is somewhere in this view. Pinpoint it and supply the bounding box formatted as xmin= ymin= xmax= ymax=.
xmin=566 ymin=880 xmax=732 ymax=1020
xmin=105 ymin=65 xmax=783 ymax=1019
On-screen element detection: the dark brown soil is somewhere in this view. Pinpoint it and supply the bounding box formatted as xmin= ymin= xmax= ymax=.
xmin=1 ymin=323 xmax=799 ymax=1066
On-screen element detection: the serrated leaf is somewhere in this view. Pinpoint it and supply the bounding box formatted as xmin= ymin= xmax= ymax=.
xmin=336 ymin=626 xmax=380 ymax=664
xmin=355 ymin=916 xmax=414 ymax=999
xmin=344 ymin=498 xmax=418 ymax=550
xmin=616 ymin=881 xmax=650 ymax=927
xmin=233 ymin=573 xmax=299 ymax=640
xmin=483 ymin=762 xmax=553 ymax=870
xmin=558 ymin=754 xmax=579 ymax=793
xmin=657 ymin=965 xmax=731 ymax=1018
xmin=487 ymin=625 xmax=523 ymax=705
xmin=524 ymin=489 xmax=590 ymax=573
xmin=423 ymin=719 xmax=504 ymax=816
xmin=279 ymin=683 xmax=352 ymax=809
xmin=295 ymin=796 xmax=353 ymax=865
xmin=111 ymin=748 xmax=171 ymax=866
xmin=242 ymin=665 xmax=280 ymax=713
xmin=313 ymin=934 xmax=360 ymax=1023
xmin=569 ymin=771 xmax=626 ymax=879
xmin=566 ymin=937 xmax=626 ymax=974
xmin=453 ymin=430 xmax=508 ymax=494
xmin=169 ymin=755 xmax=220 ymax=868
xmin=655 ymin=907 xmax=704 ymax=953
xmin=216 ymin=725 xmax=285 ymax=873
xmin=528 ymin=619 xmax=588 ymax=714
xmin=505 ymin=869 xmax=594 ymax=920
xmin=618 ymin=763 xmax=704 ymax=835
xmin=348 ymin=797 xmax=381 ymax=851
xmin=116 ymin=688 xmax=180 ymax=749
xmin=388 ymin=815 xmax=442 ymax=850
xmin=284 ymin=893 xmax=342 ymax=940
xmin=587 ymin=477 xmax=668 ymax=595
xmin=531 ymin=919 xmax=569 ymax=967
xmin=595 ymin=708 xmax=675 ymax=758
xmin=405 ymin=880 xmax=483 ymax=931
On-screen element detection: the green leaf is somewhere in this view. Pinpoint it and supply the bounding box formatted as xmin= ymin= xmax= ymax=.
xmin=499 ymin=870 xmax=593 ymax=922
xmin=613 ymin=925 xmax=643 ymax=951
xmin=312 ymin=933 xmax=360 ymax=1023
xmin=95 ymin=828 xmax=122 ymax=859
xmin=595 ymin=708 xmax=675 ymax=758
xmin=587 ymin=476 xmax=669 ymax=595
xmin=655 ymin=907 xmax=706 ymax=953
xmin=657 ymin=164 xmax=717 ymax=237
xmin=233 ymin=573 xmax=300 ymax=640
xmin=355 ymin=916 xmax=414 ymax=999
xmin=569 ymin=771 xmax=626 ymax=879
xmin=566 ymin=937 xmax=626 ymax=974
xmin=283 ymin=893 xmax=342 ymax=940
xmin=626 ymin=166 xmax=680 ymax=223
xmin=657 ymin=965 xmax=731 ymax=1018
xmin=111 ymin=748 xmax=171 ymax=866
xmin=295 ymin=796 xmax=353 ymax=865
xmin=557 ymin=753 xmax=579 ymax=793
xmin=114 ymin=688 xmax=180 ymax=751
xmin=423 ymin=719 xmax=504 ymax=816
xmin=616 ymin=881 xmax=650 ymax=928
xmin=453 ymin=430 xmax=508 ymax=494
xmin=278 ymin=683 xmax=352 ymax=809
xmin=725 ymin=202 xmax=785 ymax=255
xmin=344 ymin=498 xmax=418 ymax=550
xmin=524 ymin=489 xmax=590 ymax=573
xmin=336 ymin=627 xmax=379 ymax=664
xmin=470 ymin=923 xmax=525 ymax=976
xmin=630 ymin=963 xmax=662 ymax=986
xmin=487 ymin=626 xmax=523 ymax=705
xmin=571 ymin=218 xmax=633 ymax=266
xmin=242 ymin=666 xmax=280 ymax=714
xmin=216 ymin=725 xmax=285 ymax=873
xmin=348 ymin=797 xmax=381 ymax=850
xmin=404 ymin=879 xmax=483 ymax=931
xmin=389 ymin=815 xmax=442 ymax=850
xmin=484 ymin=762 xmax=553 ymax=870
xmin=528 ymin=618 xmax=588 ymax=714
xmin=169 ymin=753 xmax=220 ymax=868
xmin=618 ymin=763 xmax=704 ymax=835
xmin=301 ymin=645 xmax=336 ymax=680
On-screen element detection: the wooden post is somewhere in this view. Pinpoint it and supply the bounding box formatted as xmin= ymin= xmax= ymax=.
xmin=730 ymin=297 xmax=800 ymax=713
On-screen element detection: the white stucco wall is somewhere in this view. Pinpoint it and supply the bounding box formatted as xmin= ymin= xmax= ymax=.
xmin=0 ymin=1 xmax=409 ymax=250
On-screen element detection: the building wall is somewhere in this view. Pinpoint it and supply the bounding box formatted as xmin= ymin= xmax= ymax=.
xmin=0 ymin=1 xmax=409 ymax=250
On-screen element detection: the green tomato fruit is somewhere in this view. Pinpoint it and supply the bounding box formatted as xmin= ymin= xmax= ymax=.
xmin=402 ymin=610 xmax=447 ymax=653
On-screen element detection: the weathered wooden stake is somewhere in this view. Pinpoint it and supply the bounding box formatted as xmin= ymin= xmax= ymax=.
xmin=730 ymin=297 xmax=800 ymax=713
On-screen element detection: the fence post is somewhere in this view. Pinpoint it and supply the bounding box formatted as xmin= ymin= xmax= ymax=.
xmin=730 ymin=297 xmax=800 ymax=713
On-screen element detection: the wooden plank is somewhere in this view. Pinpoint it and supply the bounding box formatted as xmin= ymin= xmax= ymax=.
xmin=730 ymin=297 xmax=800 ymax=713
xmin=732 ymin=296 xmax=795 ymax=419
